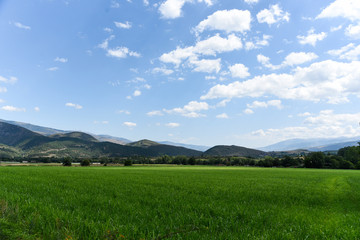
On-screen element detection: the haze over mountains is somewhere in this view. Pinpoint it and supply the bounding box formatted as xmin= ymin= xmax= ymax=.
xmin=0 ymin=119 xmax=358 ymax=159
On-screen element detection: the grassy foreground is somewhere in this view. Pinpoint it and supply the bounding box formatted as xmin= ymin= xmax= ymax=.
xmin=0 ymin=166 xmax=359 ymax=239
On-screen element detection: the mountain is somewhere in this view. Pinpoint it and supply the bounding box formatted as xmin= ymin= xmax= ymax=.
xmin=127 ymin=139 xmax=202 ymax=156
xmin=0 ymin=122 xmax=201 ymax=158
xmin=260 ymin=137 xmax=360 ymax=151
xmin=127 ymin=139 xmax=160 ymax=147
xmin=308 ymin=141 xmax=359 ymax=151
xmin=0 ymin=119 xmax=67 ymax=135
xmin=204 ymin=145 xmax=267 ymax=158
xmin=94 ymin=135 xmax=131 ymax=145
xmin=159 ymin=141 xmax=210 ymax=152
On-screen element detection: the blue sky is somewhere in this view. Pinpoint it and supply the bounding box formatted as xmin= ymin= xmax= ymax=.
xmin=1 ymin=0 xmax=360 ymax=148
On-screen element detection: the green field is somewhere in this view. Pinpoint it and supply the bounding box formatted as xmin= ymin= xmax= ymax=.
xmin=0 ymin=166 xmax=360 ymax=239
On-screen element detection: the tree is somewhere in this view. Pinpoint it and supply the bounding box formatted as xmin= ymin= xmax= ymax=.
xmin=80 ymin=159 xmax=91 ymax=166
xmin=124 ymin=159 xmax=132 ymax=166
xmin=304 ymin=152 xmax=325 ymax=168
xmin=62 ymin=157 xmax=72 ymax=166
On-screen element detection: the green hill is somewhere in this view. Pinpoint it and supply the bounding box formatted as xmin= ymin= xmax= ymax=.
xmin=204 ymin=145 xmax=266 ymax=158
xmin=127 ymin=139 xmax=160 ymax=147
xmin=50 ymin=132 xmax=98 ymax=142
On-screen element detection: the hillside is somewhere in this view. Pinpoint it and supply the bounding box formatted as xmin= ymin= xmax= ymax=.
xmin=127 ymin=139 xmax=160 ymax=147
xmin=50 ymin=132 xmax=98 ymax=142
xmin=204 ymin=145 xmax=267 ymax=158
xmin=0 ymin=122 xmax=43 ymax=146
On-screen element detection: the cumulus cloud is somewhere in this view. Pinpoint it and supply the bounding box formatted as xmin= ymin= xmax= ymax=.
xmin=165 ymin=100 xmax=209 ymax=118
xmin=166 ymin=122 xmax=180 ymax=127
xmin=257 ymin=52 xmax=318 ymax=70
xmin=229 ymin=63 xmax=250 ymax=78
xmin=216 ymin=113 xmax=229 ymax=119
xmin=252 ymin=110 xmax=360 ymax=140
xmin=65 ymin=102 xmax=82 ymax=109
xmin=34 ymin=107 xmax=40 ymax=112
xmin=345 ymin=23 xmax=360 ymax=39
xmin=107 ymin=47 xmax=141 ymax=58
xmin=123 ymin=121 xmax=136 ymax=127
xmin=328 ymin=43 xmax=360 ymax=60
xmin=317 ymin=0 xmax=360 ymax=21
xmin=160 ymin=34 xmax=242 ymax=72
xmin=195 ymin=9 xmax=251 ymax=34
xmin=244 ymin=0 xmax=258 ymax=4
xmin=244 ymin=108 xmax=254 ymax=114
xmin=190 ymin=58 xmax=221 ymax=73
xmin=133 ymin=90 xmax=142 ymax=97
xmin=257 ymin=4 xmax=290 ymax=25
xmin=247 ymin=100 xmax=283 ymax=109
xmin=201 ymin=60 xmax=360 ymax=104
xmin=47 ymin=67 xmax=59 ymax=71
xmin=1 ymin=105 xmax=26 ymax=112
xmin=282 ymin=52 xmax=318 ymax=66
xmin=117 ymin=110 xmax=131 ymax=115
xmin=159 ymin=0 xmax=189 ymax=19
xmin=245 ymin=35 xmax=271 ymax=50
xmin=297 ymin=28 xmax=327 ymax=46
xmin=114 ymin=21 xmax=132 ymax=29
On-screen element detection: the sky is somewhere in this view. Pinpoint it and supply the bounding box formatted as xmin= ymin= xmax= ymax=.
xmin=0 ymin=0 xmax=360 ymax=148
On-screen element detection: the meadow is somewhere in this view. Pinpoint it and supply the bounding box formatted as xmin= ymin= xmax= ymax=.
xmin=0 ymin=166 xmax=359 ymax=239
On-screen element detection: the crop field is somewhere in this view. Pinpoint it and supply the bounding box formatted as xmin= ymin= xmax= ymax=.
xmin=0 ymin=166 xmax=360 ymax=239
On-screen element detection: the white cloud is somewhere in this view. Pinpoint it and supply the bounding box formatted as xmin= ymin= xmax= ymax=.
xmin=47 ymin=67 xmax=59 ymax=71
xmin=297 ymin=28 xmax=327 ymax=46
xmin=165 ymin=100 xmax=209 ymax=118
xmin=152 ymin=67 xmax=174 ymax=75
xmin=34 ymin=107 xmax=40 ymax=112
xmin=98 ymin=35 xmax=115 ymax=49
xmin=143 ymin=84 xmax=151 ymax=89
xmin=245 ymin=35 xmax=271 ymax=50
xmin=252 ymin=110 xmax=360 ymax=140
xmin=244 ymin=0 xmax=258 ymax=4
xmin=195 ymin=9 xmax=251 ymax=34
xmin=54 ymin=57 xmax=68 ymax=63
xmin=190 ymin=58 xmax=221 ymax=73
xmin=317 ymin=0 xmax=360 ymax=22
xmin=345 ymin=23 xmax=360 ymax=39
xmin=160 ymin=34 xmax=242 ymax=67
xmin=0 ymin=87 xmax=7 ymax=93
xmin=147 ymin=110 xmax=164 ymax=116
xmin=216 ymin=113 xmax=229 ymax=119
xmin=114 ymin=21 xmax=132 ymax=29
xmin=65 ymin=102 xmax=82 ymax=109
xmin=282 ymin=52 xmax=318 ymax=66
xmin=123 ymin=121 xmax=136 ymax=127
xmin=158 ymin=0 xmax=213 ymax=19
xmin=257 ymin=4 xmax=290 ymax=25
xmin=133 ymin=90 xmax=142 ymax=97
xmin=229 ymin=63 xmax=250 ymax=78
xmin=201 ymin=60 xmax=360 ymax=104
xmin=258 ymin=52 xmax=318 ymax=70
xmin=247 ymin=100 xmax=283 ymax=109
xmin=0 ymin=76 xmax=17 ymax=84
xmin=159 ymin=0 xmax=189 ymax=19
xmin=330 ymin=25 xmax=343 ymax=32
xmin=144 ymin=0 xmax=149 ymax=6
xmin=107 ymin=47 xmax=140 ymax=58
xmin=111 ymin=1 xmax=120 ymax=8
xmin=1 ymin=105 xmax=26 ymax=112
xmin=104 ymin=27 xmax=113 ymax=33
xmin=13 ymin=22 xmax=31 ymax=30
xmin=244 ymin=108 xmax=254 ymax=114
xmin=166 ymin=122 xmax=180 ymax=127
xmin=328 ymin=43 xmax=360 ymax=60
xmin=117 ymin=110 xmax=131 ymax=115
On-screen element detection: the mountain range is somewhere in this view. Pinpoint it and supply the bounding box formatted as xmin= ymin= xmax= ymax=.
xmin=0 ymin=119 xmax=358 ymax=159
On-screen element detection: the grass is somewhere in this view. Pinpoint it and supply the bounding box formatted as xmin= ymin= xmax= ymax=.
xmin=0 ymin=166 xmax=359 ymax=239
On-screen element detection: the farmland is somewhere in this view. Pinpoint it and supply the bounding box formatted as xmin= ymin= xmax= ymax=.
xmin=0 ymin=166 xmax=360 ymax=239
